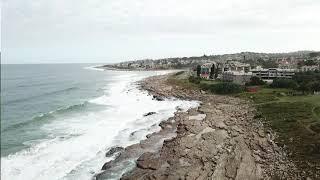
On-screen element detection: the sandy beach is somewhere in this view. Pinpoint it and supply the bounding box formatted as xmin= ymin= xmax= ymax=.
xmin=97 ymin=73 xmax=299 ymax=180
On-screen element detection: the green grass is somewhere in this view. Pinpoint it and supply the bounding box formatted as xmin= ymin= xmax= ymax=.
xmin=240 ymin=88 xmax=320 ymax=177
xmin=237 ymin=88 xmax=291 ymax=104
xmin=199 ymin=79 xmax=221 ymax=85
xmin=314 ymin=106 xmax=320 ymax=119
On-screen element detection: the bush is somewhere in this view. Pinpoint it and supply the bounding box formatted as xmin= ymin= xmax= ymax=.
xmin=174 ymin=71 xmax=184 ymax=76
xmin=199 ymin=83 xmax=210 ymax=90
xmin=246 ymin=76 xmax=266 ymax=86
xmin=188 ymin=76 xmax=201 ymax=84
xmin=270 ymin=79 xmax=298 ymax=89
xmin=206 ymin=83 xmax=244 ymax=94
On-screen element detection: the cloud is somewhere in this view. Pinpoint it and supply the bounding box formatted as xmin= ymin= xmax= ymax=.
xmin=2 ymin=0 xmax=320 ymax=63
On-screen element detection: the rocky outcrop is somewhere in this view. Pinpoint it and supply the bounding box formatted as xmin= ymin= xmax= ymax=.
xmin=120 ymin=74 xmax=298 ymax=180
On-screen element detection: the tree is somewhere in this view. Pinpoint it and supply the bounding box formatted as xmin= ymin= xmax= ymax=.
xmin=246 ymin=76 xmax=265 ymax=86
xmin=304 ymin=60 xmax=316 ymax=66
xmin=196 ymin=65 xmax=201 ymax=77
xmin=311 ymin=82 xmax=320 ymax=92
xmin=270 ymin=78 xmax=298 ymax=89
xmin=257 ymin=58 xmax=278 ymax=68
xmin=309 ymin=52 xmax=320 ymax=58
xmin=209 ymin=64 xmax=215 ymax=79
xmin=292 ymin=71 xmax=320 ymax=93
xmin=297 ymin=82 xmax=313 ymax=94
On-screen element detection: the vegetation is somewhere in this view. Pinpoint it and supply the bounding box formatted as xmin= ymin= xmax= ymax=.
xmin=174 ymin=71 xmax=184 ymax=76
xmin=257 ymin=58 xmax=278 ymax=68
xmin=208 ymin=83 xmax=244 ymax=94
xmin=296 ymin=71 xmax=320 ymax=93
xmin=186 ymin=70 xmax=320 ymax=177
xmin=309 ymin=52 xmax=320 ymax=58
xmin=188 ymin=76 xmax=201 ymax=84
xmin=196 ymin=65 xmax=201 ymax=77
xmin=239 ymin=88 xmax=320 ymax=178
xmin=245 ymin=76 xmax=266 ymax=86
xmin=267 ymin=71 xmax=320 ymax=94
xmin=168 ymin=68 xmax=320 ymax=178
xmin=270 ymin=78 xmax=298 ymax=89
xmin=187 ymin=76 xmax=244 ymax=94
xmin=293 ymin=71 xmax=320 ymax=84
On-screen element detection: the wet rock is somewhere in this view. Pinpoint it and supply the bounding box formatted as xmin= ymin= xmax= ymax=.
xmin=102 ymin=160 xmax=114 ymax=170
xmin=105 ymin=146 xmax=124 ymax=157
xmin=153 ymin=95 xmax=164 ymax=101
xmin=143 ymin=112 xmax=156 ymax=116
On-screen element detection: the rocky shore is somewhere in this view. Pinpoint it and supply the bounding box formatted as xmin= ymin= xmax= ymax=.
xmin=98 ymin=74 xmax=299 ymax=180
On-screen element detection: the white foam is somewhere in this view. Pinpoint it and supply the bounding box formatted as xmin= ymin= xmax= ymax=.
xmin=1 ymin=70 xmax=199 ymax=180
xmin=83 ymin=65 xmax=105 ymax=71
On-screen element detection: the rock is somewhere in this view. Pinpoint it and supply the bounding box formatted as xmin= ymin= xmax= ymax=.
xmin=105 ymin=146 xmax=124 ymax=157
xmin=102 ymin=160 xmax=114 ymax=170
xmin=136 ymin=152 xmax=161 ymax=170
xmin=153 ymin=95 xmax=164 ymax=101
xmin=116 ymin=74 xmax=300 ymax=180
xmin=143 ymin=112 xmax=156 ymax=116
xmin=258 ymin=129 xmax=265 ymax=138
xmin=188 ymin=114 xmax=206 ymax=121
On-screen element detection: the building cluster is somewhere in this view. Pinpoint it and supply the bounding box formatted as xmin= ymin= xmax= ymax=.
xmin=107 ymin=58 xmax=215 ymax=70
xmin=103 ymin=52 xmax=319 ymax=83
xmin=194 ymin=58 xmax=320 ymax=85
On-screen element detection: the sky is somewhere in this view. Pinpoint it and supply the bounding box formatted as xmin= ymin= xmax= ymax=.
xmin=1 ymin=0 xmax=320 ymax=64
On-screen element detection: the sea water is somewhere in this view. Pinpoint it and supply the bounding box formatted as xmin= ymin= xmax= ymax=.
xmin=1 ymin=64 xmax=198 ymax=180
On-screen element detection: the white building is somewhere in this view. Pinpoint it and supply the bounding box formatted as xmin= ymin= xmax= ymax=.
xmin=251 ymin=66 xmax=296 ymax=80
xmin=222 ymin=71 xmax=252 ymax=85
xmin=222 ymin=61 xmax=250 ymax=73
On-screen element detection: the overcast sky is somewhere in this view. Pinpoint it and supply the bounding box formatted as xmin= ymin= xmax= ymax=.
xmin=2 ymin=0 xmax=320 ymax=64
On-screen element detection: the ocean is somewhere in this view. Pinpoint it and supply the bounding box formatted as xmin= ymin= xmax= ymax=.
xmin=0 ymin=64 xmax=198 ymax=180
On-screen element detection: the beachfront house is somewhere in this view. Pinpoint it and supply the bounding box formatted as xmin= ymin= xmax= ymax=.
xmin=200 ymin=62 xmax=217 ymax=79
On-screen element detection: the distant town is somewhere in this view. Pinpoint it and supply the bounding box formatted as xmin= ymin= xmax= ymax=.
xmin=101 ymin=51 xmax=320 ymax=85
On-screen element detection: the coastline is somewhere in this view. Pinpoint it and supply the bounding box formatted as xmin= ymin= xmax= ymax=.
xmin=97 ymin=73 xmax=298 ymax=180
xmin=95 ymin=65 xmax=189 ymax=72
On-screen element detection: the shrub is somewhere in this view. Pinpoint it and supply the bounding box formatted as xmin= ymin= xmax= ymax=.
xmin=311 ymin=81 xmax=320 ymax=92
xmin=174 ymin=71 xmax=184 ymax=76
xmin=188 ymin=76 xmax=201 ymax=84
xmin=270 ymin=79 xmax=298 ymax=89
xmin=196 ymin=65 xmax=201 ymax=77
xmin=199 ymin=83 xmax=210 ymax=90
xmin=209 ymin=83 xmax=244 ymax=94
xmin=246 ymin=76 xmax=266 ymax=86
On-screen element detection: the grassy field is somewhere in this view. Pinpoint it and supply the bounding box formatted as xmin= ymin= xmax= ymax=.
xmin=238 ymin=88 xmax=320 ymax=177
xmin=169 ymin=72 xmax=320 ymax=177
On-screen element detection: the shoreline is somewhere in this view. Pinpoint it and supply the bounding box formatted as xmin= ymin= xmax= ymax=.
xmin=95 ymin=73 xmax=199 ymax=180
xmin=97 ymin=73 xmax=298 ymax=179
xmin=95 ymin=65 xmax=189 ymax=72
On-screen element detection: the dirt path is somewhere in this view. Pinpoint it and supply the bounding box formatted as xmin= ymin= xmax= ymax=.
xmin=120 ymin=74 xmax=298 ymax=180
